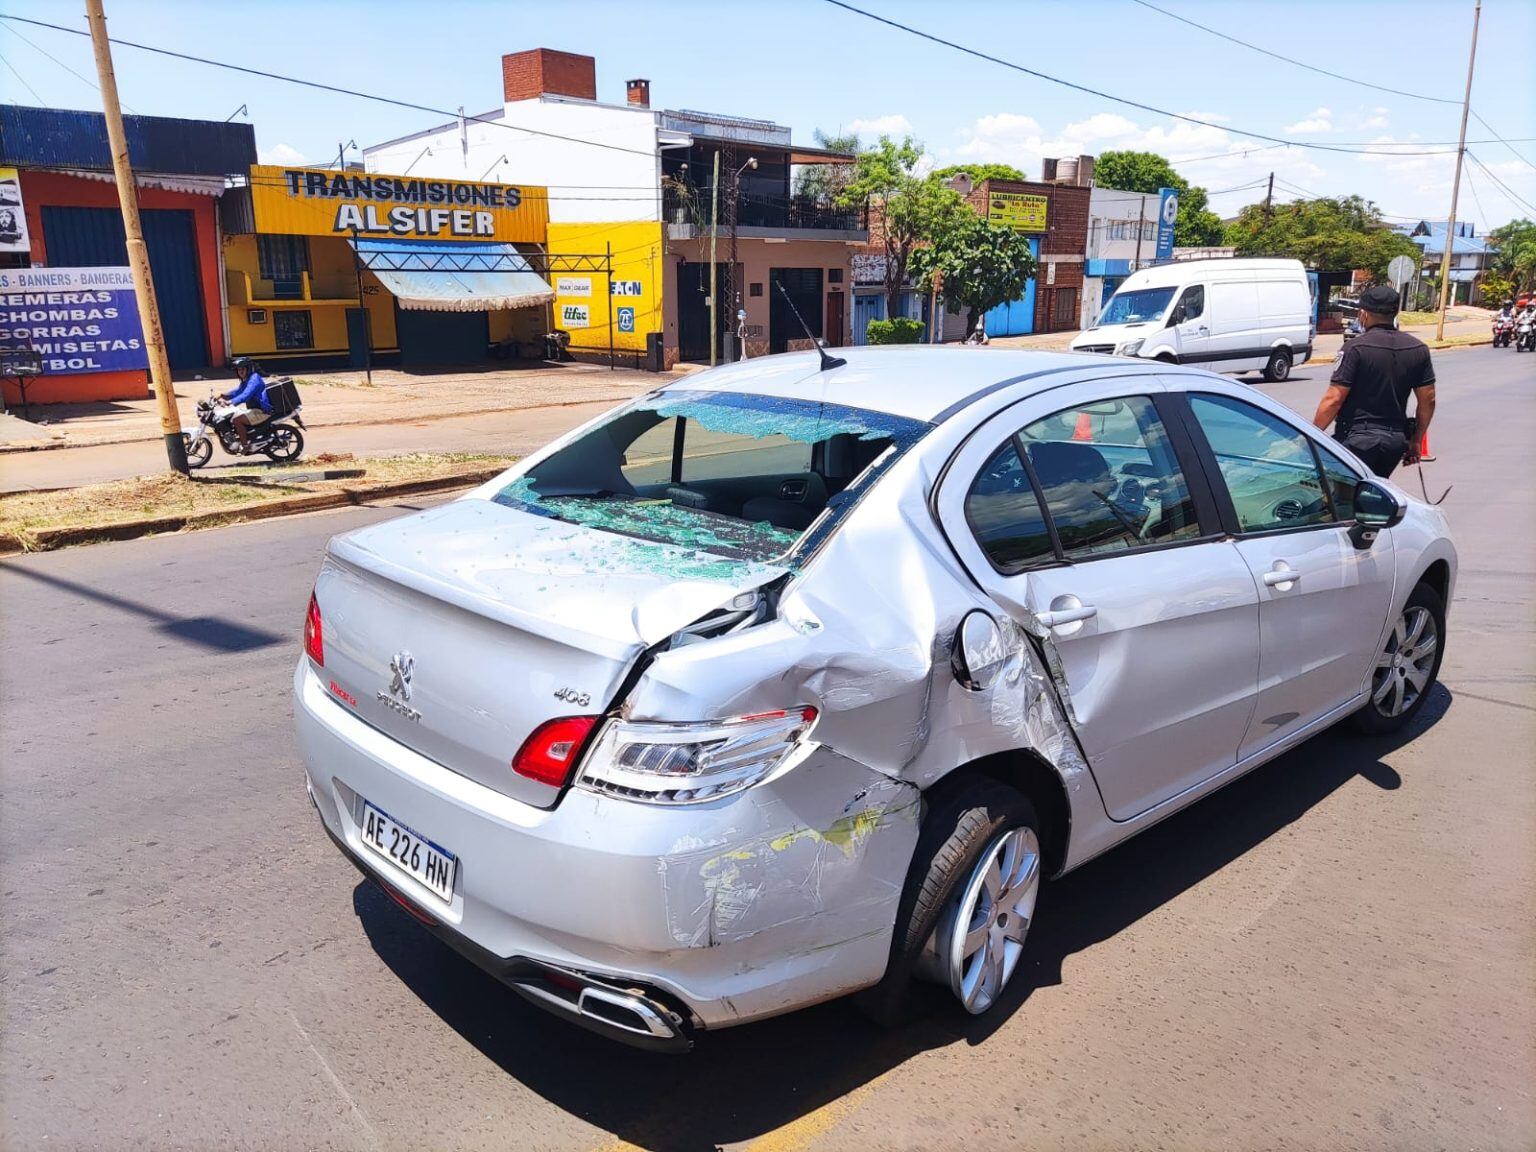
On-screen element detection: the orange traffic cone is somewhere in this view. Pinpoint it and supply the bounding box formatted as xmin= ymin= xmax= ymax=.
xmin=1073 ymin=411 xmax=1094 ymax=441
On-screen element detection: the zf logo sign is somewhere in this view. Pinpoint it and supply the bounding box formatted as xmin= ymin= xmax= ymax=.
xmin=561 ymin=304 xmax=589 ymax=328
xmin=617 ymin=306 xmax=635 ymax=333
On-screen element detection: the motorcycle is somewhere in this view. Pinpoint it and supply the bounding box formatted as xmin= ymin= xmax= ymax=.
xmin=181 ymin=380 xmax=305 ymax=468
xmin=1516 ymin=313 xmax=1536 ymax=353
xmin=1492 ymin=314 xmax=1515 ymax=348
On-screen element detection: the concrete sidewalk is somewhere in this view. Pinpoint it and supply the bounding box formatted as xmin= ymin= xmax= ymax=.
xmin=0 ymin=361 xmax=660 ymax=453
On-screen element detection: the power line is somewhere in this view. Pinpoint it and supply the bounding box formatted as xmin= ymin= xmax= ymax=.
xmin=1470 ymin=111 xmax=1536 ymax=175
xmin=0 ymin=13 xmax=660 ymax=161
xmin=3 ymin=16 xmax=135 ymax=111
xmin=1461 ymin=161 xmax=1491 ymax=231
xmin=0 ymin=52 xmax=43 ymax=104
xmin=1129 ymin=0 xmax=1460 ymax=106
xmin=1466 ymin=150 xmax=1536 ymax=215
xmin=821 ymin=0 xmax=1465 ymax=157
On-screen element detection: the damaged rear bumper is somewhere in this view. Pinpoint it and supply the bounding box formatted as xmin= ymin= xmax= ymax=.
xmin=295 ymin=660 xmax=920 ymax=1034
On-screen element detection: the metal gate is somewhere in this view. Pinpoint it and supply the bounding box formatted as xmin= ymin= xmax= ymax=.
xmin=852 ymin=292 xmax=883 ymax=345
xmin=41 ymin=205 xmax=209 ymax=369
xmin=982 ymin=237 xmax=1041 ymax=337
xmin=769 ymin=268 xmax=823 ymax=353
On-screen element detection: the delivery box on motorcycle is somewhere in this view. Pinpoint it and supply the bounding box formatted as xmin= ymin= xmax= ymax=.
xmin=264 ymin=377 xmax=302 ymax=419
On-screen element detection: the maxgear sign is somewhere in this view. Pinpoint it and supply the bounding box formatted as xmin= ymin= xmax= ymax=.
xmin=0 ymin=266 xmax=147 ymax=374
xmin=248 ymin=166 xmax=549 ymax=243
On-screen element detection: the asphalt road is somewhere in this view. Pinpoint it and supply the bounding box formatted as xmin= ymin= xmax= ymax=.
xmin=2 ymin=347 xmax=1532 ymax=1151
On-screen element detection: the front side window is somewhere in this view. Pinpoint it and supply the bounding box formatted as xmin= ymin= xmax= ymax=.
xmin=1188 ymin=394 xmax=1333 ymax=532
xmin=1018 ymin=395 xmax=1202 ymax=560
xmin=1314 ymin=442 xmax=1361 ymax=521
xmin=1170 ymin=284 xmax=1205 ymax=325
xmin=496 ymin=391 xmax=928 ymax=564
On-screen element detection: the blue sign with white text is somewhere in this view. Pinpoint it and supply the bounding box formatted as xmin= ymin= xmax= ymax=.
xmin=617 ymin=305 xmax=635 ymax=333
xmin=1155 ymin=187 xmax=1179 ymax=261
xmin=0 ymin=266 xmax=147 ymax=374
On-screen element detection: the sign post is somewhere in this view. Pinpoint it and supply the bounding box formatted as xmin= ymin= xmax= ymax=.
xmin=1154 ymin=187 xmax=1179 ymax=262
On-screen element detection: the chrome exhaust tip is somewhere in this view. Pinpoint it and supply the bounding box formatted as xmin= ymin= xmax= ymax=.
xmin=507 ymin=967 xmax=695 ymax=1053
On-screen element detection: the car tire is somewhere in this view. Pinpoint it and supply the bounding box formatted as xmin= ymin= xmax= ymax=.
xmin=1352 ymin=581 xmax=1446 ymax=735
xmin=1263 ymin=348 xmax=1293 ymax=382
xmin=856 ymin=778 xmax=1041 ymax=1027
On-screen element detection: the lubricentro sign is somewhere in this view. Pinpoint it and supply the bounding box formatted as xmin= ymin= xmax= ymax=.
xmin=986 ymin=191 xmax=1049 ymax=233
xmin=248 ymin=166 xmax=549 ymax=243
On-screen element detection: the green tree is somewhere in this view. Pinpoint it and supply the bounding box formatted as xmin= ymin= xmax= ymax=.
xmin=793 ymin=129 xmax=861 ymax=203
xmin=840 ymin=136 xmax=964 ymax=315
xmin=1487 ymin=218 xmax=1536 ymax=293
xmin=1095 ymin=149 xmax=1224 ymax=247
xmin=1224 ymin=195 xmax=1419 ymax=277
xmin=909 ymin=211 xmax=1038 ymax=337
xmin=928 ymin=162 xmax=1029 ymax=185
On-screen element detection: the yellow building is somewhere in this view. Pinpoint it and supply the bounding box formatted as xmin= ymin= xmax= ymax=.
xmin=223 ymin=165 xmax=556 ymax=369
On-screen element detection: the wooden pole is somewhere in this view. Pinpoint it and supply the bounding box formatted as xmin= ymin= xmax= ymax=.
xmin=85 ymin=0 xmax=186 ymax=473
xmin=709 ymin=150 xmax=720 ymax=368
xmin=1435 ymin=0 xmax=1481 ymax=341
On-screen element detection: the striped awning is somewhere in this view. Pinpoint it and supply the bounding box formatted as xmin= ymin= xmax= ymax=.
xmin=348 ymin=238 xmax=554 ymax=312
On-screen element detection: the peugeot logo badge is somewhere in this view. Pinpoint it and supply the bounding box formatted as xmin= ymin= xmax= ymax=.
xmin=387 ymin=651 xmax=415 ymax=701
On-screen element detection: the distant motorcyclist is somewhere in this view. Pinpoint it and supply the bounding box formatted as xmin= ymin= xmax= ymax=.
xmin=219 ymin=357 xmax=272 ymax=454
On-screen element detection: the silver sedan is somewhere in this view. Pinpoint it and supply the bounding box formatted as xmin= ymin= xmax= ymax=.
xmin=294 ymin=347 xmax=1455 ymax=1050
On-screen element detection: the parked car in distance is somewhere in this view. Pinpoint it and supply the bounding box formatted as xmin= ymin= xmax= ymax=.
xmin=294 ymin=347 xmax=1455 ymax=1051
xmin=1072 ymin=258 xmax=1314 ymax=382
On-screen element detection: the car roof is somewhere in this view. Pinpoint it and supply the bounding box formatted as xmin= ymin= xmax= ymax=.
xmin=657 ymin=346 xmax=1146 ymax=423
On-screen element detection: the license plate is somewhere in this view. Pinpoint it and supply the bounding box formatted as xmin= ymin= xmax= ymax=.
xmin=358 ymin=801 xmax=456 ymax=904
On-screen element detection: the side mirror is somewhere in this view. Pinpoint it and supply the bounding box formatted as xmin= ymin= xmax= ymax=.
xmin=952 ymin=610 xmax=1007 ymax=692
xmin=1351 ymin=479 xmax=1405 ymax=547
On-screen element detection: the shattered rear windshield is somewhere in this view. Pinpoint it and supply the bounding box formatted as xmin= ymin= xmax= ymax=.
xmin=493 ymin=390 xmax=929 ymax=563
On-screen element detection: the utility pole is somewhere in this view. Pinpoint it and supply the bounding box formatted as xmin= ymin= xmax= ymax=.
xmin=1134 ymin=194 xmax=1147 ymax=271
xmin=1435 ymin=0 xmax=1481 ymax=341
xmin=1264 ymin=172 xmax=1274 ymax=220
xmin=85 ymin=0 xmax=186 ymax=474
xmin=708 ymin=150 xmax=720 ymax=368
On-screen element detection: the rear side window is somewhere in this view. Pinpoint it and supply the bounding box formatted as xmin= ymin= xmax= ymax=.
xmin=1188 ymin=394 xmax=1333 ymax=532
xmin=1021 ymin=396 xmax=1201 ymax=559
xmin=965 ymin=442 xmax=1053 ymax=570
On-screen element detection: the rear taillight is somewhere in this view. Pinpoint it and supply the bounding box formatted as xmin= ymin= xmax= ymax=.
xmin=303 ymin=591 xmax=324 ymax=666
xmin=512 ymin=715 xmax=599 ymax=787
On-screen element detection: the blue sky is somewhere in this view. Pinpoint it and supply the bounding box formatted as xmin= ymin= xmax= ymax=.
xmin=2 ymin=0 xmax=1533 ymax=227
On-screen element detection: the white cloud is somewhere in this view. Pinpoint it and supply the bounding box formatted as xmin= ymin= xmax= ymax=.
xmin=258 ymin=143 xmax=306 ymax=166
xmin=1282 ymin=107 xmax=1333 ymax=134
xmin=845 ymin=114 xmax=913 ymax=139
xmin=1061 ymin=112 xmax=1138 ymax=141
xmin=1359 ymin=106 xmax=1391 ymax=130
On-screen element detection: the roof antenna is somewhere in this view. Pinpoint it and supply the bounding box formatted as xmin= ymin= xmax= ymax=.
xmin=774 ymin=281 xmax=845 ymax=371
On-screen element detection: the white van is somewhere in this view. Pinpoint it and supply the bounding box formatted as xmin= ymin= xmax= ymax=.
xmin=1071 ymin=258 xmax=1314 ymax=381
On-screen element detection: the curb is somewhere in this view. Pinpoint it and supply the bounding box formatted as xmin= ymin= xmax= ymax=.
xmin=0 ymin=467 xmax=503 ymax=556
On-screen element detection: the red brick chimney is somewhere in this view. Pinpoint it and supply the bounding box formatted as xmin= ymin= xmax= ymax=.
xmin=626 ymin=79 xmax=651 ymax=108
xmin=501 ymin=49 xmax=596 ymax=102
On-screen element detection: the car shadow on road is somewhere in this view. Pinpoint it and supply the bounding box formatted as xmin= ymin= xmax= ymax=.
xmin=352 ymin=684 xmax=1449 ymax=1151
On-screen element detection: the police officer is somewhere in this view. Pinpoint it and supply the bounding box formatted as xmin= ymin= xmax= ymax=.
xmin=1313 ymin=283 xmax=1435 ymax=478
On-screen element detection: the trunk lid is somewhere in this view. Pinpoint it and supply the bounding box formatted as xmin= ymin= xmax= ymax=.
xmin=314 ymin=497 xmax=787 ymax=807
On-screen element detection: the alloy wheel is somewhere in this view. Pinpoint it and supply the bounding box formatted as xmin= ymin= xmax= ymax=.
xmin=942 ymin=826 xmax=1041 ymax=1014
xmin=1371 ymin=605 xmax=1437 ymax=717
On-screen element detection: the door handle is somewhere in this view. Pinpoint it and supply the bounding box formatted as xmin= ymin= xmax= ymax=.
xmin=1036 ymin=603 xmax=1098 ymax=629
xmin=1196 ymin=325 xmax=1210 ymax=336
xmin=1262 ymin=564 xmax=1301 ymax=588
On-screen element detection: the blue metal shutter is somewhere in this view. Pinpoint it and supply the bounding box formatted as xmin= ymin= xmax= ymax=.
xmin=40 ymin=205 xmax=210 ymax=369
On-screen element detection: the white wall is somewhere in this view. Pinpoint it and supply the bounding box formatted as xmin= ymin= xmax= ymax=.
xmin=1087 ymin=187 xmax=1156 ymax=264
xmin=364 ymin=97 xmax=664 ymax=224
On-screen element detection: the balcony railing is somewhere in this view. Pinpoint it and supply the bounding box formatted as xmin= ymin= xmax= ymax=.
xmin=663 ymin=182 xmax=867 ymax=233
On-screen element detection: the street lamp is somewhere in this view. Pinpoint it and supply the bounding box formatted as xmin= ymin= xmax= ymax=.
xmin=726 ymin=157 xmax=757 ymax=362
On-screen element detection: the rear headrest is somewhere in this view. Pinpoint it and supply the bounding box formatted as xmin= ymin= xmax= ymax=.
xmin=1026 ymin=440 xmax=1113 ymax=488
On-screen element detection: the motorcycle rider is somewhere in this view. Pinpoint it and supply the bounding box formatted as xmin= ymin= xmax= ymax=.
xmin=218 ymin=357 xmax=272 ymax=454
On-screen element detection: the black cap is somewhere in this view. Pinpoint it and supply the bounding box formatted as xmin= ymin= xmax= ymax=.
xmin=1359 ymin=283 xmax=1401 ymax=315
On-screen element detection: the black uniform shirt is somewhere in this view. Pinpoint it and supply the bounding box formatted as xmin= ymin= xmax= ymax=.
xmin=1330 ymin=324 xmax=1435 ymax=428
